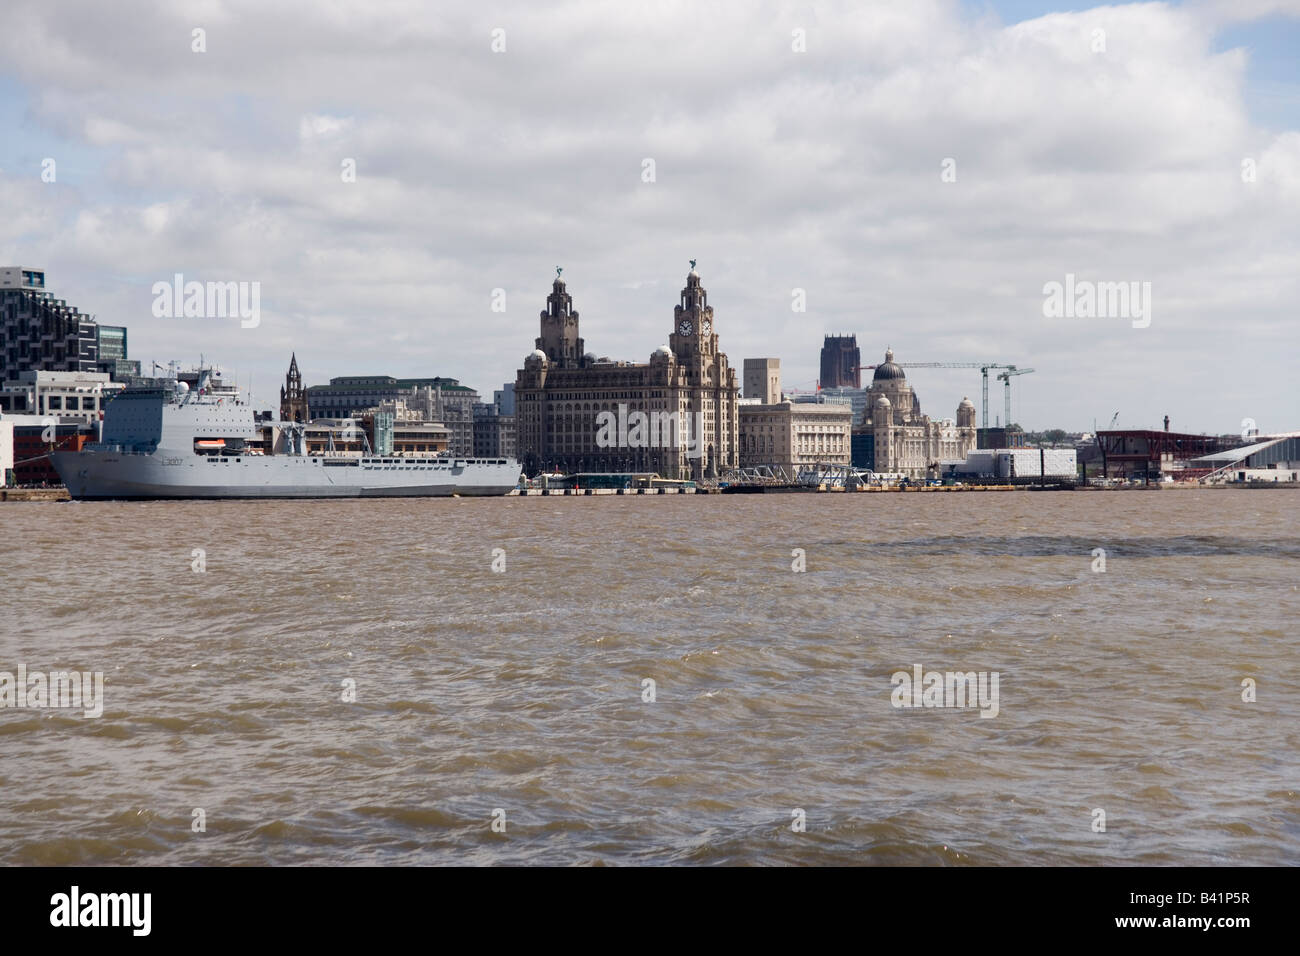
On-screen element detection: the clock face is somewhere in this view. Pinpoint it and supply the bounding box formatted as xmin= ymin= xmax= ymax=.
xmin=701 ymin=320 xmax=712 ymax=335
xmin=678 ymin=319 xmax=693 ymax=335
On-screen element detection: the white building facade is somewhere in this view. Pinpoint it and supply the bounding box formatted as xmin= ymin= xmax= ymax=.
xmin=863 ymin=350 xmax=978 ymax=479
xmin=0 ymin=369 xmax=125 ymax=425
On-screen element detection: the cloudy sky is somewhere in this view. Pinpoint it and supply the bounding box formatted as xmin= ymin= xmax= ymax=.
xmin=1 ymin=0 xmax=1296 ymax=433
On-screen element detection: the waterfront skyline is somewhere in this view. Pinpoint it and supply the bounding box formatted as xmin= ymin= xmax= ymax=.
xmin=1 ymin=0 xmax=1297 ymax=435
xmin=3 ymin=1 xmax=1299 ymax=900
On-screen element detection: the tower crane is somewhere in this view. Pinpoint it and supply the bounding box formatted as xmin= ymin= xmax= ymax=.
xmin=995 ymin=367 xmax=1035 ymax=432
xmin=853 ymin=361 xmax=1019 ymax=431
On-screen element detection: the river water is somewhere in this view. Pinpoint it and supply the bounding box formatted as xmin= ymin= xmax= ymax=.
xmin=1 ymin=490 xmax=1297 ymax=865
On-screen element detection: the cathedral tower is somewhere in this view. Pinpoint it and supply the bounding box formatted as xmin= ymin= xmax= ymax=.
xmin=279 ymin=353 xmax=309 ymax=423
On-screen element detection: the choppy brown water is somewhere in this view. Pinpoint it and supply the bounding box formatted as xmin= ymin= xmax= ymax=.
xmin=1 ymin=490 xmax=1297 ymax=865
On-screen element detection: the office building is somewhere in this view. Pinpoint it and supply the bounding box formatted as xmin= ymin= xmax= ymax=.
xmin=514 ymin=267 xmax=740 ymax=479
xmin=0 ymin=267 xmax=100 ymax=381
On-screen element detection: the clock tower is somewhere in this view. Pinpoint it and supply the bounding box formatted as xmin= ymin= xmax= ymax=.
xmin=515 ymin=262 xmax=738 ymax=481
xmin=662 ymin=262 xmax=737 ymax=480
xmin=669 ymin=261 xmax=717 ymax=360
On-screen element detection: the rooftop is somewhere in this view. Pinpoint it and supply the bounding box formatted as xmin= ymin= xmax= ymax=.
xmin=1189 ymin=432 xmax=1300 ymax=464
xmin=311 ymin=376 xmax=473 ymax=392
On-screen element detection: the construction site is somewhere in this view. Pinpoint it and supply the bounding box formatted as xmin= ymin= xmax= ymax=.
xmin=811 ymin=335 xmax=1036 ymax=447
xmin=1091 ymin=422 xmax=1300 ymax=485
xmin=802 ymin=335 xmax=1298 ymax=489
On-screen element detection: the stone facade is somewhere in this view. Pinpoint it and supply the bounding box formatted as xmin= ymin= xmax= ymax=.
xmin=738 ymin=400 xmax=853 ymax=475
xmin=432 ymin=393 xmax=476 ymax=457
xmin=279 ymin=353 xmax=310 ymax=422
xmin=473 ymin=401 xmax=517 ymax=459
xmin=305 ymin=374 xmax=479 ymax=455
xmin=743 ymin=358 xmax=781 ymax=404
xmin=514 ymin=268 xmax=739 ymax=479
xmin=819 ymin=334 xmax=861 ymax=389
xmin=862 ymin=349 xmax=977 ymax=478
xmin=738 ymin=360 xmax=852 ymax=474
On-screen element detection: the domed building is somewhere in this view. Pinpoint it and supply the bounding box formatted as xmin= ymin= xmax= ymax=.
xmin=514 ymin=268 xmax=739 ymax=479
xmin=859 ymin=349 xmax=978 ymax=478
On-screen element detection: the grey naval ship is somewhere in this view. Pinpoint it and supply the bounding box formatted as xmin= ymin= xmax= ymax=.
xmin=52 ymin=368 xmax=521 ymax=499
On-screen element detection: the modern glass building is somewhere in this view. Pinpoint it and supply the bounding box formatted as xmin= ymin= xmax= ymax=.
xmin=94 ymin=324 xmax=139 ymax=380
xmin=0 ymin=267 xmax=100 ymax=380
xmin=96 ymin=324 xmax=127 ymax=360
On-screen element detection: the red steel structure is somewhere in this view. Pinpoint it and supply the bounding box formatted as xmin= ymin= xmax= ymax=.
xmin=1096 ymin=429 xmax=1237 ymax=482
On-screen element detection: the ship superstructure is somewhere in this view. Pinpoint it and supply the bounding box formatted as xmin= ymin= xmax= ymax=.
xmin=52 ymin=368 xmax=520 ymax=499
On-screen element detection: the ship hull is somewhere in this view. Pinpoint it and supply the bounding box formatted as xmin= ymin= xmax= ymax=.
xmin=52 ymin=451 xmax=521 ymax=499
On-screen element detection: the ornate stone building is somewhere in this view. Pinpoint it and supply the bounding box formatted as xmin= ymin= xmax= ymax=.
xmin=279 ymin=353 xmax=309 ymax=423
xmin=515 ymin=267 xmax=739 ymax=479
xmin=304 ymin=374 xmax=478 ymax=455
xmin=738 ymin=359 xmax=853 ymax=475
xmin=739 ymin=401 xmax=853 ymax=475
xmin=862 ymin=349 xmax=977 ymax=478
xmin=473 ymin=399 xmax=516 ymax=459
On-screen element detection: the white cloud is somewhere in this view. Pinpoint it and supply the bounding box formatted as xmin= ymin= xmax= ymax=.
xmin=0 ymin=0 xmax=1295 ymax=431
xmin=298 ymin=113 xmax=353 ymax=141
